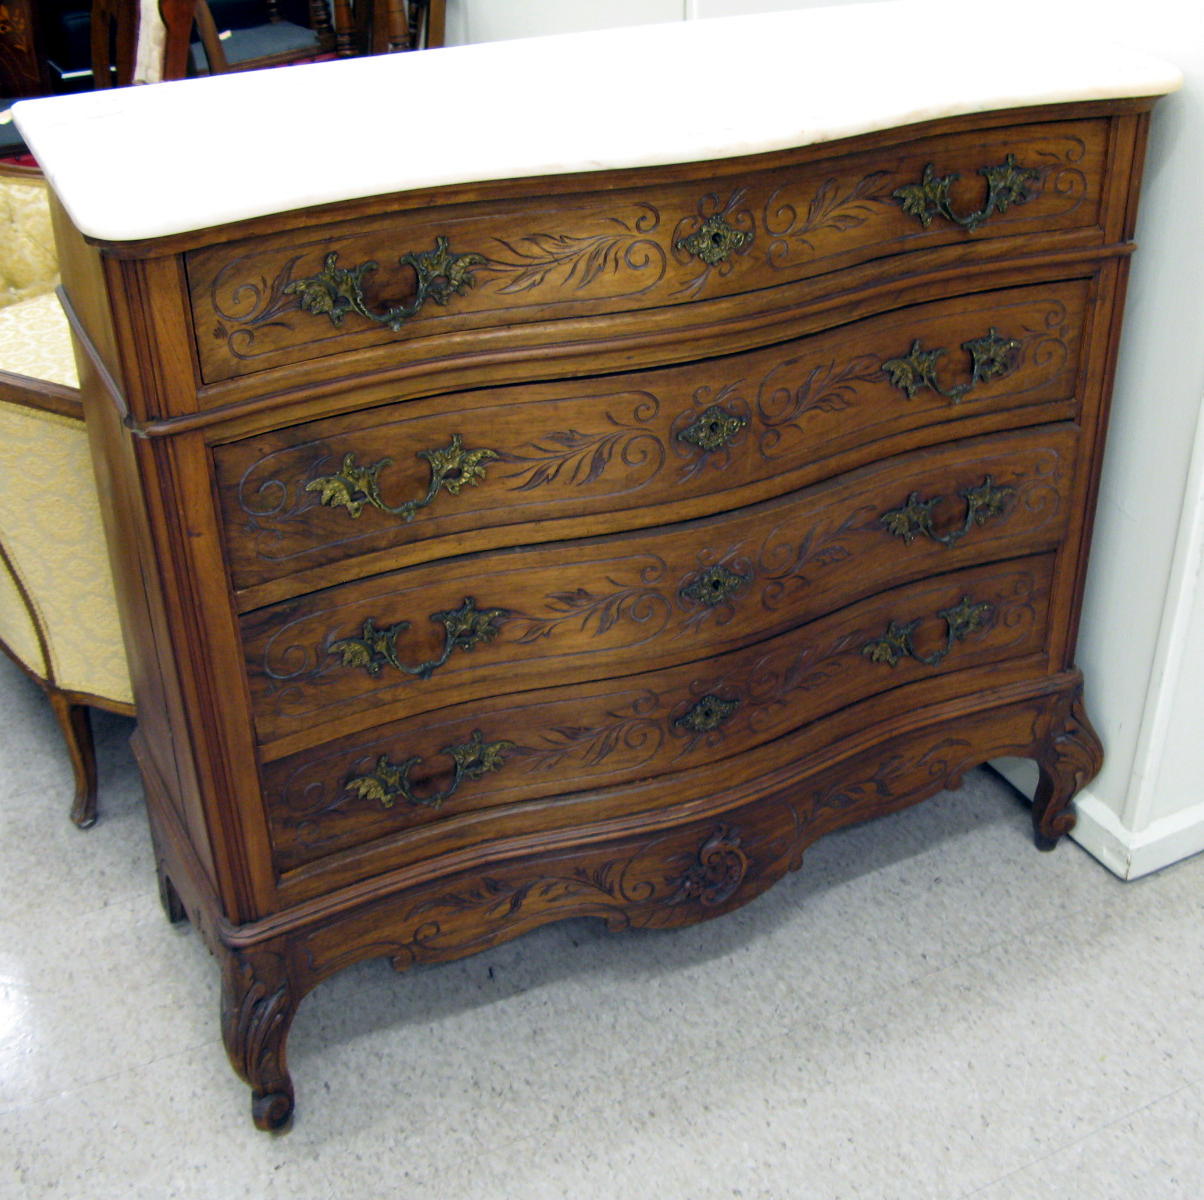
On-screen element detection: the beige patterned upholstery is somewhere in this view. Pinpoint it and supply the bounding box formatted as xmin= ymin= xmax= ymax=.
xmin=0 ymin=167 xmax=134 ymax=826
xmin=0 ymin=171 xmax=58 ymax=308
xmin=0 ymin=291 xmax=80 ymax=387
xmin=0 ymin=401 xmax=132 ymax=706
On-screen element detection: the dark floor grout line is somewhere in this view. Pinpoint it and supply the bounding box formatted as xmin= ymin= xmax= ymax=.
xmin=0 ymin=1029 xmax=227 ymax=1121
xmin=953 ymin=1081 xmax=1198 ymax=1199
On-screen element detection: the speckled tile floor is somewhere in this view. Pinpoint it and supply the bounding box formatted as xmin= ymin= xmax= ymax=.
xmin=1 ymin=652 xmax=1201 ymax=1199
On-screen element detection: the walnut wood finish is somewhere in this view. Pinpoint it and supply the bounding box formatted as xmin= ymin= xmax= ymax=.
xmin=241 ymin=430 xmax=1074 ymax=752
xmin=187 ymin=118 xmax=1109 ymax=384
xmin=262 ymin=555 xmax=1055 ymax=876
xmin=51 ymin=98 xmax=1156 ymax=1130
xmin=214 ymin=279 xmax=1090 ymax=601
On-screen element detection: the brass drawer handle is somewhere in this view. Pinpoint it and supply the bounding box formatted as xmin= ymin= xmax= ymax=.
xmin=329 ymin=597 xmax=506 ymax=680
xmin=882 ymin=327 xmax=1020 ymax=404
xmin=861 ymin=594 xmax=994 ymax=668
xmin=892 ymin=154 xmax=1040 ymax=232
xmin=306 ymin=434 xmax=498 ymax=522
xmin=880 ymin=476 xmax=1014 ymax=547
xmin=285 ymin=237 xmax=486 ymax=330
xmin=345 ymin=730 xmax=514 ymax=810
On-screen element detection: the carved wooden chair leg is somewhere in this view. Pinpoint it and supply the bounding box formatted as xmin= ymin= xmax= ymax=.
xmin=47 ymin=690 xmax=99 ymax=830
xmin=221 ymin=945 xmax=300 ymax=1131
xmin=1031 ymin=684 xmax=1103 ymax=851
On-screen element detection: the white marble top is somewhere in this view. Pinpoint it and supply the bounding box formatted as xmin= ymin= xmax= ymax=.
xmin=13 ymin=1 xmax=1182 ymax=243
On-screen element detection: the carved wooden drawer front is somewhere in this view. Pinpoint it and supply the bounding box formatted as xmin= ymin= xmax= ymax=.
xmin=262 ymin=554 xmax=1054 ymax=876
xmin=214 ymin=279 xmax=1090 ymax=603
xmin=38 ymin=5 xmax=1169 ymax=1128
xmin=189 ymin=120 xmax=1107 ymax=383
xmin=242 ymin=424 xmax=1076 ymax=753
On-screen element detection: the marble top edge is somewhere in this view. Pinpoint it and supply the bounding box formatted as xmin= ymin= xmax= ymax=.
xmin=13 ymin=1 xmax=1183 ymax=244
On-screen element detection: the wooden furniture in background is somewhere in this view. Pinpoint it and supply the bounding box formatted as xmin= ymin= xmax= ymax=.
xmin=88 ymin=0 xmax=138 ymax=88
xmin=160 ymin=0 xmax=334 ymax=77
xmin=331 ymin=0 xmax=445 ymax=56
xmin=0 ymin=0 xmax=50 ymax=98
xmin=20 ymin=11 xmax=1176 ymax=1129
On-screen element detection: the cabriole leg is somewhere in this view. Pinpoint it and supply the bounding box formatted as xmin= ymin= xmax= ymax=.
xmin=1031 ymin=684 xmax=1103 ymax=851
xmin=220 ymin=945 xmax=299 ymax=1132
xmin=48 ymin=692 xmax=98 ymax=829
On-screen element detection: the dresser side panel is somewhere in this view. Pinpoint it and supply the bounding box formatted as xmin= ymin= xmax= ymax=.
xmin=49 ymin=209 xmax=221 ymax=894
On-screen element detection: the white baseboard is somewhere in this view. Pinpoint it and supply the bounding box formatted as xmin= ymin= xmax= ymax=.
xmin=992 ymin=758 xmax=1204 ymax=879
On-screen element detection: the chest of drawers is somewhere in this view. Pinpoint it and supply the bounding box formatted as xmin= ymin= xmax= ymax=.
xmin=18 ymin=8 xmax=1179 ymax=1130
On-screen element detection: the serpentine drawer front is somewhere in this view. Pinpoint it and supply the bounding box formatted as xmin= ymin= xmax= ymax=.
xmin=214 ymin=277 xmax=1091 ymax=602
xmin=262 ymin=554 xmax=1056 ymax=883
xmin=188 ymin=119 xmax=1109 ymax=384
xmin=241 ymin=426 xmax=1076 ymax=751
xmin=21 ymin=5 xmax=1177 ymax=1131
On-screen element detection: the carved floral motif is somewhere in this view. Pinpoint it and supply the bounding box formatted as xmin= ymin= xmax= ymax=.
xmin=668 ymin=826 xmax=749 ymax=907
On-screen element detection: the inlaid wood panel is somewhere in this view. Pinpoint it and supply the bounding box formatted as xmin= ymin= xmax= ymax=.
xmin=263 ymin=553 xmax=1054 ymax=873
xmin=214 ymin=280 xmax=1090 ymax=603
xmin=242 ymin=426 xmax=1077 ymax=752
xmin=189 ymin=120 xmax=1108 ymax=382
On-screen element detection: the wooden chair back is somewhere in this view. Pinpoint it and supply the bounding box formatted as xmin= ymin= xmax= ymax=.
xmin=161 ymin=0 xmax=338 ymax=77
xmin=331 ymin=0 xmax=445 ymax=58
xmin=90 ymin=0 xmax=140 ymax=88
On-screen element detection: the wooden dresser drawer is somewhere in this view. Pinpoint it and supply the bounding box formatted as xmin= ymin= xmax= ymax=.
xmin=263 ymin=553 xmax=1054 ymax=876
xmin=33 ymin=7 xmax=1172 ymax=1126
xmin=189 ymin=120 xmax=1108 ymax=383
xmin=243 ymin=425 xmax=1077 ymax=753
xmin=215 ymin=278 xmax=1090 ymax=604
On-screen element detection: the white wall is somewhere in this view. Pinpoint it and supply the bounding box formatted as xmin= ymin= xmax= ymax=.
xmin=994 ymin=0 xmax=1204 ymax=877
xmin=444 ymin=0 xmax=1204 ymax=878
xmin=443 ymin=0 xmax=680 ymax=44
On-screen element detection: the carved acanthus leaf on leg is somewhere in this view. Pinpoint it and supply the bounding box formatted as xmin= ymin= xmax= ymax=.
xmin=220 ymin=946 xmax=299 ymax=1132
xmin=1031 ymin=683 xmax=1103 ymax=850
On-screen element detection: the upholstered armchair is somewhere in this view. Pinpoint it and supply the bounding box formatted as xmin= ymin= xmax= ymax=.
xmin=0 ymin=164 xmax=133 ymax=827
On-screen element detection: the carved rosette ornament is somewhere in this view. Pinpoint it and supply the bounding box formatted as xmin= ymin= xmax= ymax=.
xmin=669 ymin=826 xmax=749 ymax=907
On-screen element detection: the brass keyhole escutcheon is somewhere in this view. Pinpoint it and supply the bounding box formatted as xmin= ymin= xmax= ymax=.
xmin=681 ymin=564 xmax=750 ymax=608
xmin=677 ymin=404 xmax=747 ymax=454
